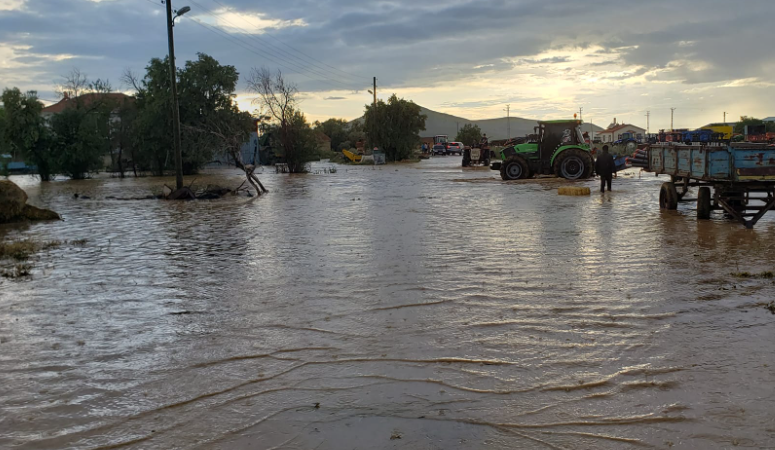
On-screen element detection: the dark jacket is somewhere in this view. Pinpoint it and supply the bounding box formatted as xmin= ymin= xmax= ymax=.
xmin=595 ymin=152 xmax=615 ymax=177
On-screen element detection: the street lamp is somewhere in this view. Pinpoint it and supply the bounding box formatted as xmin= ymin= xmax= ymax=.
xmin=175 ymin=6 xmax=191 ymax=20
xmin=165 ymin=1 xmax=190 ymax=191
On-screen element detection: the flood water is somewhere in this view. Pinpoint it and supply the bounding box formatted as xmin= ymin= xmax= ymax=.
xmin=1 ymin=156 xmax=774 ymax=449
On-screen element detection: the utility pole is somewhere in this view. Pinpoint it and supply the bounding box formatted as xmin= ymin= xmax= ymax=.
xmin=165 ymin=0 xmax=184 ymax=190
xmin=504 ymin=104 xmax=511 ymax=139
xmin=670 ymin=107 xmax=676 ymax=131
xmin=579 ymin=107 xmax=583 ymax=122
xmin=645 ymin=111 xmax=650 ymax=135
xmin=723 ymin=111 xmax=727 ymax=125
xmin=368 ymin=77 xmax=377 ymax=151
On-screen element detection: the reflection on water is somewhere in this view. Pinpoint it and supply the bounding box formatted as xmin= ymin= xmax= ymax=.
xmin=1 ymin=158 xmax=774 ymax=449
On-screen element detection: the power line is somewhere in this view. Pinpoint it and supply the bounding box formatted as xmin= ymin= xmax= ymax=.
xmin=189 ymin=17 xmax=349 ymax=89
xmin=207 ymin=0 xmax=367 ymax=83
xmin=186 ymin=0 xmax=361 ymax=90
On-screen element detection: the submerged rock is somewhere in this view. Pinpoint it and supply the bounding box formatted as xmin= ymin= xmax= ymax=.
xmin=22 ymin=205 xmax=61 ymax=221
xmin=0 ymin=180 xmax=60 ymax=223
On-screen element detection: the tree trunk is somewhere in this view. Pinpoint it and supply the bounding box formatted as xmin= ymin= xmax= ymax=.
xmin=117 ymin=142 xmax=125 ymax=179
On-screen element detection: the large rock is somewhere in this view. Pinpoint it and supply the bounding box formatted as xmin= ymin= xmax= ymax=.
xmin=0 ymin=180 xmax=28 ymax=222
xmin=0 ymin=180 xmax=60 ymax=223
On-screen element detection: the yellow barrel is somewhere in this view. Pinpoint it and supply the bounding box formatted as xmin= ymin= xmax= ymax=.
xmin=558 ymin=186 xmax=591 ymax=196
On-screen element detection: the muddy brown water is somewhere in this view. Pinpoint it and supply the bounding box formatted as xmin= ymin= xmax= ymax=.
xmin=1 ymin=157 xmax=774 ymax=449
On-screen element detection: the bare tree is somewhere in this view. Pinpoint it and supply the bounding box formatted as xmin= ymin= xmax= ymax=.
xmin=121 ymin=69 xmax=142 ymax=93
xmin=247 ymin=68 xmax=311 ymax=173
xmin=56 ymin=68 xmax=89 ymax=99
xmin=89 ymin=78 xmax=113 ymax=94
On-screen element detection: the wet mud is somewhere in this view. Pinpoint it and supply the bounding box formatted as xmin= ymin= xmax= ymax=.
xmin=1 ymin=157 xmax=774 ymax=449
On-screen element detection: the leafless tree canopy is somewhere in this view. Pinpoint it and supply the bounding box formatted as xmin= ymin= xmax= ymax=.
xmin=56 ymin=68 xmax=89 ymax=99
xmin=121 ymin=69 xmax=142 ymax=93
xmin=247 ymin=68 xmax=297 ymax=125
xmin=246 ymin=68 xmax=312 ymax=173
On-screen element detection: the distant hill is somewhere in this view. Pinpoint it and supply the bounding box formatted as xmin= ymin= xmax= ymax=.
xmin=351 ymin=106 xmax=604 ymax=141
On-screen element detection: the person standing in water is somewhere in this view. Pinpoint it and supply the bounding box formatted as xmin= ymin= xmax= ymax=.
xmin=595 ymin=145 xmax=615 ymax=192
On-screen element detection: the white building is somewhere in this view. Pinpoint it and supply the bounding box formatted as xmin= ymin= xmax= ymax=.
xmin=597 ymin=118 xmax=646 ymax=143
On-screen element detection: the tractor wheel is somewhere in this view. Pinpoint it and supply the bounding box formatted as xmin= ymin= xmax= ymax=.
xmin=659 ymin=182 xmax=678 ymax=210
xmin=462 ymin=149 xmax=471 ymax=167
xmin=554 ymin=149 xmax=593 ymax=180
xmin=697 ymin=187 xmax=711 ymax=219
xmin=500 ymin=156 xmax=529 ymax=180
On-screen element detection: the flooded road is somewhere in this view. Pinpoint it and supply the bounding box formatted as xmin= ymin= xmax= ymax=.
xmin=1 ymin=156 xmax=774 ymax=449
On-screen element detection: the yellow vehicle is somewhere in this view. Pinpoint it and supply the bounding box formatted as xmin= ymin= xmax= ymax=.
xmin=702 ymin=124 xmax=734 ymax=140
xmin=342 ymin=149 xmax=362 ymax=162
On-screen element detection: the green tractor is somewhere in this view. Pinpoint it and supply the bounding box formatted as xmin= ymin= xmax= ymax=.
xmin=494 ymin=120 xmax=594 ymax=181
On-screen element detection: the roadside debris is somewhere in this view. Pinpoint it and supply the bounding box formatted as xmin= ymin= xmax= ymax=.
xmin=558 ymin=186 xmax=591 ymax=196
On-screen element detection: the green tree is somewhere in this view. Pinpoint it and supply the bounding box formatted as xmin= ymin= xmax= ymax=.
xmin=49 ymin=105 xmax=110 ymax=179
xmin=178 ymin=53 xmax=243 ymax=173
xmin=49 ymin=76 xmax=115 ymax=179
xmin=130 ymin=54 xmax=249 ymax=175
xmin=734 ymin=116 xmax=775 ymax=134
xmin=0 ymin=108 xmax=8 ymax=177
xmin=1 ymin=88 xmax=56 ymax=180
xmin=313 ymin=118 xmax=348 ymax=151
xmin=0 ymin=107 xmax=9 ymax=155
xmin=346 ymin=120 xmax=366 ymax=150
xmin=455 ymin=123 xmax=482 ymax=147
xmin=363 ymin=94 xmax=426 ymax=161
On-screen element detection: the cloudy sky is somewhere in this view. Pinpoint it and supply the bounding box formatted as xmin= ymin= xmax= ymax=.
xmin=1 ymin=0 xmax=774 ymax=130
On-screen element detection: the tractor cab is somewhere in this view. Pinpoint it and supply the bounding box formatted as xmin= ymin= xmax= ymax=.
xmin=495 ymin=120 xmax=593 ymax=180
xmin=432 ymin=135 xmax=449 ymax=155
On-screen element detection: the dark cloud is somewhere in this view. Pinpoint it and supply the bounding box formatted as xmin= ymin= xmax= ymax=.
xmin=324 ymin=96 xmax=346 ymax=100
xmin=0 ymin=0 xmax=773 ymax=104
xmin=588 ymin=59 xmax=618 ymax=67
xmin=521 ymin=56 xmax=571 ymax=64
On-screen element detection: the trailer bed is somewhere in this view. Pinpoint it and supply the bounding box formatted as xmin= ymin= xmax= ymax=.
xmin=648 ymin=143 xmax=775 ymax=182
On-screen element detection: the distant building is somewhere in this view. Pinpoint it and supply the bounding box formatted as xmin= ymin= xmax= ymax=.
xmin=314 ymin=131 xmax=331 ymax=153
xmin=763 ymin=117 xmax=775 ymax=123
xmin=597 ymin=118 xmax=646 ymax=143
xmin=41 ymin=92 xmax=133 ymax=119
xmin=41 ymin=93 xmax=134 ymax=171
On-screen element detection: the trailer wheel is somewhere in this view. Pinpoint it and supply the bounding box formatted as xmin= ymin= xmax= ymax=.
xmin=697 ymin=187 xmax=711 ymax=219
xmin=659 ymin=182 xmax=678 ymax=210
xmin=554 ymin=149 xmax=593 ymax=180
xmin=500 ymin=156 xmax=529 ymax=180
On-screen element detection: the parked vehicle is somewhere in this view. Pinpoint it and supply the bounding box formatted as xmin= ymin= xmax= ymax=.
xmin=496 ymin=120 xmax=594 ymax=181
xmin=432 ymin=135 xmax=449 ymax=155
xmin=462 ymin=144 xmax=490 ymax=167
xmin=447 ymin=142 xmax=464 ymax=155
xmin=613 ymin=132 xmax=639 ymax=152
